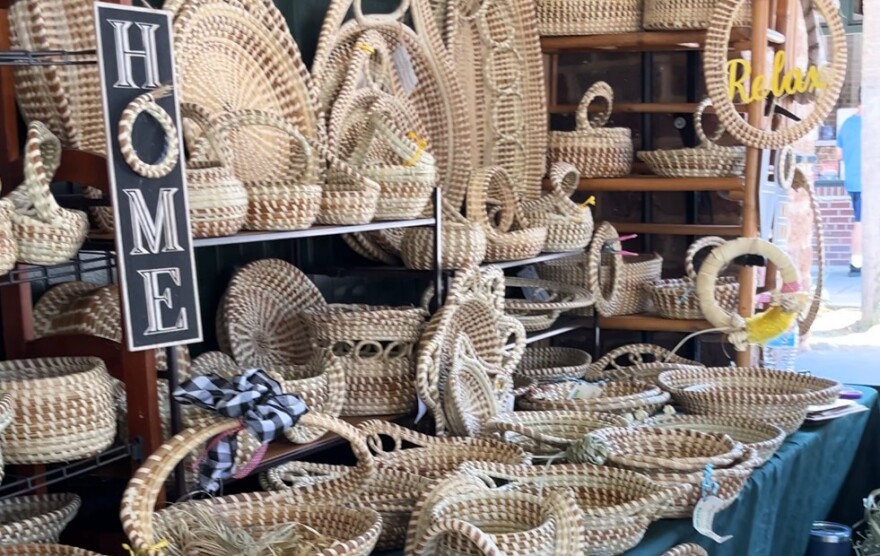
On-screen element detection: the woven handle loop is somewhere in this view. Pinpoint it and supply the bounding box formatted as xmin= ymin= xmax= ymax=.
xmin=20 ymin=122 xmax=63 ymax=223
xmin=179 ymin=103 xmax=233 ymax=168
xmin=548 ymin=161 xmax=581 ymax=199
xmin=792 ymin=168 xmax=823 ymax=337
xmin=360 ymin=419 xmax=468 ymax=456
xmin=466 ymin=166 xmax=519 ymax=236
xmin=703 ymin=0 xmax=847 ymax=149
xmin=354 ymin=0 xmax=411 ymax=25
xmin=694 ymin=97 xmax=726 ymax=147
xmin=120 ymin=413 xmax=375 ymax=555
xmin=576 ymin=81 xmax=614 ymax=132
xmin=499 ymin=314 xmax=526 ymax=376
xmin=685 ymin=236 xmax=728 ymax=283
xmin=212 ymin=109 xmax=319 ymax=185
xmin=587 ymin=222 xmax=623 ymax=316
xmin=776 ymin=146 xmax=796 ymax=189
xmin=118 ymin=87 xmax=180 ymax=180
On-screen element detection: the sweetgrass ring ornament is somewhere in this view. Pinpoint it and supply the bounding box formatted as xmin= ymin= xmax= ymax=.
xmin=696 ymin=237 xmax=807 ymax=351
xmin=117 ymin=86 xmax=180 ymax=179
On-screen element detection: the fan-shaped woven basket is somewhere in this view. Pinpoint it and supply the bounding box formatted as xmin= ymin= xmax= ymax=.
xmin=536 ymin=0 xmax=643 ymax=36
xmin=0 ymin=493 xmax=80 ymax=543
xmin=657 ymin=366 xmax=841 ymax=434
xmin=548 ymin=82 xmax=633 ymax=179
xmin=458 ymin=462 xmax=681 ymax=555
xmin=637 ymin=99 xmax=745 ymax=178
xmin=589 ymin=222 xmax=663 ymax=316
xmin=645 ymin=236 xmax=740 ymax=320
xmin=218 ymin=259 xmax=327 ymax=367
xmin=0 ymin=357 xmax=115 ymax=464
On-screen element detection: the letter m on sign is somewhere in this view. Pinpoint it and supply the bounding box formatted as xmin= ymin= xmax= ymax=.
xmin=95 ymin=2 xmax=201 ymax=351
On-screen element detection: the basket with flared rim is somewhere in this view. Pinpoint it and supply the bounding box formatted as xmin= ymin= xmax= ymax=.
xmin=588 ymin=222 xmax=663 ymax=317
xmin=180 ymin=103 xmax=248 ymax=238
xmin=466 ymin=166 xmax=547 ymax=262
xmin=260 ymin=461 xmax=432 ymax=551
xmin=644 ymin=236 xmax=740 ymax=320
xmin=587 ymin=426 xmax=746 ymax=472
xmin=457 ymin=462 xmax=685 ymax=554
xmin=483 ymin=410 xmax=627 ymax=455
xmin=8 ymin=122 xmax=88 ymax=265
xmin=547 ymin=81 xmax=633 ymax=179
xmin=407 ymin=473 xmax=584 ymax=556
xmin=641 ymin=414 xmax=786 ymax=465
xmin=0 ymin=356 xmax=116 ymax=464
xmin=209 ymin=109 xmax=323 ymax=231
xmin=521 ymin=163 xmax=595 ymax=253
xmin=517 ymin=379 xmax=671 ymax=416
xmin=637 ymin=98 xmax=746 ymax=178
xmin=0 ymin=493 xmax=81 ymax=543
xmin=120 ymin=413 xmax=383 ymax=556
xmin=358 ymin=419 xmax=530 ymax=480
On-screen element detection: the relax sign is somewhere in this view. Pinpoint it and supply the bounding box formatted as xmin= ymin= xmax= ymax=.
xmin=726 ymin=51 xmax=830 ymax=102
xmin=95 ymin=3 xmax=202 ymax=351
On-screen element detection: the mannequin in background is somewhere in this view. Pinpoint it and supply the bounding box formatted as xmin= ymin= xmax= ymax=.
xmin=837 ymin=93 xmax=863 ymax=276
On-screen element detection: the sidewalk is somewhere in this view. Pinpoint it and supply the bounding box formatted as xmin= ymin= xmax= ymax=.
xmin=796 ymin=265 xmax=880 ymax=385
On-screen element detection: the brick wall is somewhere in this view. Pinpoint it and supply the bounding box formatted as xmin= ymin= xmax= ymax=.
xmin=815 ymin=185 xmax=855 ymax=266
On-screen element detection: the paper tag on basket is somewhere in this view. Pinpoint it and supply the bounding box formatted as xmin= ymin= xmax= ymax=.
xmin=393 ymin=45 xmax=418 ymax=96
xmin=415 ymin=396 xmax=428 ymax=424
xmin=568 ymin=383 xmax=602 ymax=400
xmin=693 ymin=495 xmax=733 ymax=543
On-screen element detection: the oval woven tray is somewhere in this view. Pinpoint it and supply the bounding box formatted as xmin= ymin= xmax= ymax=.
xmin=483 ymin=410 xmax=627 ymax=455
xmin=518 ymin=379 xmax=671 ymax=415
xmin=515 ymin=346 xmax=592 ymax=384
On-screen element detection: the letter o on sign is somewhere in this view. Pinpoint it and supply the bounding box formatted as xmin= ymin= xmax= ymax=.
xmin=118 ymin=88 xmax=180 ymax=179
xmin=702 ymin=0 xmax=847 ymax=149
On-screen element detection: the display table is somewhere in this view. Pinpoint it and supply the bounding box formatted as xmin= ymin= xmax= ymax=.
xmin=626 ymin=385 xmax=879 ymax=556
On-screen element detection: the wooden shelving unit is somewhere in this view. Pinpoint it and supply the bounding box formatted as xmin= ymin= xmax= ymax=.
xmin=542 ymin=0 xmax=791 ymax=363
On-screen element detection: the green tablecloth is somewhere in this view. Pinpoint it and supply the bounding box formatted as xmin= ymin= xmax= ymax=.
xmin=626 ymin=385 xmax=879 ymax=556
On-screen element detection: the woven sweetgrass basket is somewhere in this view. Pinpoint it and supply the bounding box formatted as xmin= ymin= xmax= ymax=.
xmin=661 ymin=544 xmax=709 ymax=556
xmin=657 ymin=366 xmax=841 ymax=434
xmin=588 ymin=222 xmax=663 ymax=316
xmin=504 ymin=277 xmax=594 ymax=331
xmin=0 ymin=200 xmax=17 ymax=276
xmin=261 ymin=462 xmax=432 ymax=551
xmin=0 ymin=493 xmax=81 ymax=543
xmin=536 ymin=0 xmax=643 ymax=36
xmin=483 ymin=410 xmax=626 ymax=455
xmin=518 ymin=379 xmax=671 ymax=416
xmin=548 ymin=82 xmax=633 ymax=179
xmin=645 ymin=236 xmax=739 ymax=320
xmin=120 ymin=414 xmax=382 ymax=556
xmin=642 ymin=414 xmax=786 ymax=465
xmin=458 ymin=462 xmax=683 ymax=555
xmin=400 ymin=209 xmax=487 ymax=270
xmin=637 ymin=99 xmax=745 ymax=178
xmin=0 ymin=357 xmax=116 ymax=464
xmin=584 ymin=343 xmax=702 ymax=383
xmin=0 ymin=395 xmax=11 ymax=482
xmin=643 ymin=0 xmax=750 ymax=30
xmin=521 ymin=163 xmax=594 ymax=253
xmin=515 ymin=346 xmax=592 ymax=385
xmin=9 ymin=123 xmax=88 ymax=265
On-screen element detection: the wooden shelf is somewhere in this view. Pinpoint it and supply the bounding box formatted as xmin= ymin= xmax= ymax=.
xmin=545 ymin=176 xmax=744 ymax=193
xmin=541 ymin=27 xmax=785 ymax=53
xmin=598 ymin=314 xmax=714 ymax=333
xmin=611 ymin=223 xmax=743 ymax=236
xmin=548 ymin=102 xmax=748 ymax=115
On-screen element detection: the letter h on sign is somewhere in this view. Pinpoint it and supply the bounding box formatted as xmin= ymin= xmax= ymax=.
xmin=95 ymin=2 xmax=201 ymax=351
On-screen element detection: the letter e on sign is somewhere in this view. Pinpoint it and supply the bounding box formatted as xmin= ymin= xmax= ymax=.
xmin=95 ymin=2 xmax=201 ymax=351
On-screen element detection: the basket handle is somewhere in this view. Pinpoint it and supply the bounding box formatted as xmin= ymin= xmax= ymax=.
xmin=775 ymin=145 xmax=796 ymax=189
xmin=498 ymin=314 xmax=526 ymax=377
xmin=350 ymin=108 xmax=434 ymax=171
xmin=694 ymin=98 xmax=726 ymax=147
xmin=179 ymin=103 xmax=233 ymax=168
xmin=18 ymin=122 xmax=63 ymax=223
xmin=587 ymin=222 xmax=623 ymax=316
xmin=575 ymin=81 xmax=614 ymax=132
xmin=415 ymin=518 xmax=503 ymax=555
xmin=685 ymin=236 xmax=728 ymax=283
xmin=548 ymin=161 xmax=581 ymax=199
xmin=465 ymin=166 xmax=519 ymax=236
xmin=359 ymin=419 xmax=480 ymax=454
xmin=354 ymin=0 xmax=411 ymax=25
xmin=792 ymin=167 xmax=823 ymax=337
xmin=120 ymin=413 xmax=376 ymax=554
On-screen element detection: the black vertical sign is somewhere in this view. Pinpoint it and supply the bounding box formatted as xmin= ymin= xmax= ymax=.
xmin=95 ymin=3 xmax=202 ymax=351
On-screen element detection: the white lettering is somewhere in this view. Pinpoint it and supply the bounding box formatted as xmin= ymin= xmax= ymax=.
xmin=124 ymin=188 xmax=183 ymax=255
xmin=138 ymin=267 xmax=188 ymax=335
xmin=109 ymin=20 xmax=161 ymax=89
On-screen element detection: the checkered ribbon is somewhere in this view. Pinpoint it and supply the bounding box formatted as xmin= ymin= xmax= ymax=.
xmin=173 ymin=368 xmax=308 ymax=493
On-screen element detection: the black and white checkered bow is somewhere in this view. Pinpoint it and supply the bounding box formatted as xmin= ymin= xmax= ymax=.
xmin=173 ymin=368 xmax=308 ymax=493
